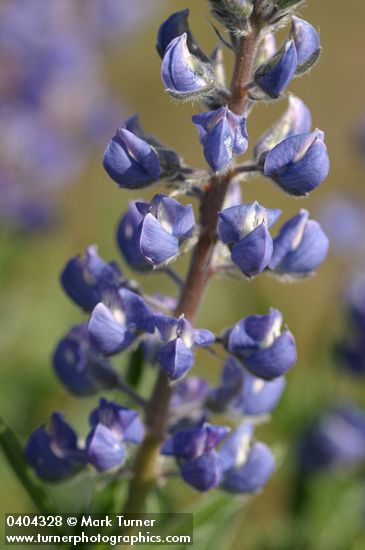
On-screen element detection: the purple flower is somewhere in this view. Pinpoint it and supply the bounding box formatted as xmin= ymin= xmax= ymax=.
xmin=162 ymin=421 xmax=229 ymax=492
xmin=103 ymin=127 xmax=161 ymax=189
xmin=207 ymin=356 xmax=245 ymax=412
xmin=207 ymin=357 xmax=286 ymax=416
xmin=25 ymin=413 xmax=85 ymax=481
xmin=219 ymin=423 xmax=253 ymax=473
xmin=116 ymin=201 xmax=152 ymax=272
xmin=253 ymin=95 xmax=312 ymax=163
xmin=219 ymin=202 xmax=281 ymax=277
xmin=103 ymin=115 xmax=180 ymax=190
xmin=211 ymin=179 xmax=243 ymax=269
xmin=230 ymin=225 xmax=273 ymax=277
xmin=86 ymin=425 xmax=126 ymax=472
xmin=263 ymin=129 xmax=329 ymax=196
xmin=230 ymin=373 xmax=286 ymax=417
xmin=61 ymin=245 xmax=122 ymax=312
xmin=180 ymin=450 xmax=223 ymax=492
xmin=88 ymin=288 xmax=155 ymax=355
xmin=157 ymin=9 xmax=190 ymax=57
xmin=219 ymin=202 xmax=281 ymax=245
xmin=161 ymin=422 xmax=229 ymax=461
xmin=299 ymin=404 xmax=365 ymax=472
xmin=89 ymin=398 xmax=145 ymax=443
xmin=137 ymin=194 xmax=195 ymax=267
xmin=219 ymin=425 xmax=275 ymax=493
xmin=224 ymin=309 xmax=297 ymax=379
xmin=269 ymin=209 xmax=329 ymax=277
xmin=155 ymin=314 xmax=215 ymax=380
xmin=254 ymin=39 xmax=298 ymax=98
xmin=87 ymin=398 xmax=144 ymax=472
xmin=161 ymin=33 xmax=215 ymax=99
xmin=118 ymin=115 xmax=181 ymax=177
xmin=192 ymin=107 xmax=248 ymax=173
xmin=291 ymin=16 xmax=321 ymax=73
xmin=53 ymin=324 xmax=117 ymax=396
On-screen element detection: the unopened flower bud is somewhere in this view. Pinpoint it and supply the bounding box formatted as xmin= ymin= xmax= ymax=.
xmin=116 ymin=201 xmax=152 ymax=272
xmin=157 ymin=9 xmax=190 ymax=58
xmin=61 ymin=245 xmax=122 ymax=312
xmin=25 ymin=413 xmax=85 ymax=481
xmin=103 ymin=128 xmax=161 ymax=189
xmin=291 ymin=16 xmax=321 ymax=74
xmin=254 ymin=95 xmax=311 ymax=163
xmin=53 ymin=324 xmax=117 ymax=396
xmin=103 ymin=118 xmax=180 ymax=189
xmin=263 ymin=129 xmax=329 ymax=196
xmin=269 ymin=209 xmax=329 ymax=277
xmin=254 ymin=39 xmax=297 ymax=99
xmin=161 ymin=33 xmax=215 ymax=100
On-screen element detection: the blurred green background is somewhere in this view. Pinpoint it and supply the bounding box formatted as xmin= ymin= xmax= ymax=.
xmin=1 ymin=1 xmax=365 ymax=548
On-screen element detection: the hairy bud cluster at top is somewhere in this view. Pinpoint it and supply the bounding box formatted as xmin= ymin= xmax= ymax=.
xmin=25 ymin=0 xmax=330 ymax=502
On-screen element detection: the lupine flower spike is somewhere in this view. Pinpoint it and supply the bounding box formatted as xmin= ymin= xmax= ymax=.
xmin=25 ymin=1 xmax=330 ymax=514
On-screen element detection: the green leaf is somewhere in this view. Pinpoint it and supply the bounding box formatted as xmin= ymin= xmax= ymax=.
xmin=192 ymin=492 xmax=252 ymax=550
xmin=126 ymin=344 xmax=145 ymax=388
xmin=0 ymin=415 xmax=56 ymax=515
xmin=202 ymin=500 xmax=247 ymax=548
xmin=147 ymin=486 xmax=172 ymax=515
xmin=191 ymin=493 xmax=234 ymax=529
xmin=162 ymin=492 xmax=247 ymax=546
xmin=91 ymin=477 xmax=128 ymax=514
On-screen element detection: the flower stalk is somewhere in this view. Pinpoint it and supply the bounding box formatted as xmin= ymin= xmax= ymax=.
xmin=123 ymin=26 xmax=261 ymax=514
xmin=25 ymin=0 xmax=330 ymax=518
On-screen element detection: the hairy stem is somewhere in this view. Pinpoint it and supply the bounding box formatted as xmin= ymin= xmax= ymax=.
xmin=123 ymin=26 xmax=260 ymax=514
xmin=229 ymin=26 xmax=261 ymax=115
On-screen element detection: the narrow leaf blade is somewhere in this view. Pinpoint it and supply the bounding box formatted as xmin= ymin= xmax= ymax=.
xmin=0 ymin=415 xmax=56 ymax=515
